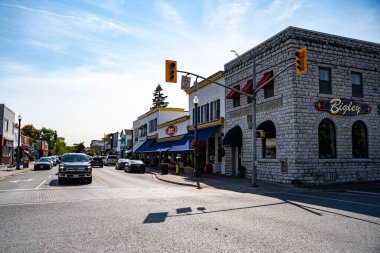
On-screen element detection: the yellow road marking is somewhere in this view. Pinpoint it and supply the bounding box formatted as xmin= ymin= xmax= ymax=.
xmin=93 ymin=173 xmax=109 ymax=187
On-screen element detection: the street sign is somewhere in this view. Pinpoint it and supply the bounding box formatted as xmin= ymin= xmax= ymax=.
xmin=181 ymin=75 xmax=191 ymax=92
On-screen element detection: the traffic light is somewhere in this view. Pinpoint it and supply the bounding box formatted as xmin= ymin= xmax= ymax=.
xmin=256 ymin=130 xmax=266 ymax=139
xmin=295 ymin=47 xmax=307 ymax=75
xmin=165 ymin=60 xmax=177 ymax=83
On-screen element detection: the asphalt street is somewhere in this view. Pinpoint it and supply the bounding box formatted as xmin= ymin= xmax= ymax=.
xmin=0 ymin=165 xmax=379 ymax=253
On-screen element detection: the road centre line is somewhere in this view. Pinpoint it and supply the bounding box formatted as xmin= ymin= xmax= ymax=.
xmin=35 ymin=180 xmax=46 ymax=189
xmin=93 ymin=173 xmax=109 ymax=187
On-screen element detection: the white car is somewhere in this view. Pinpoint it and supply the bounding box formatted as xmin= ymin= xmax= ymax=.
xmin=105 ymin=155 xmax=118 ymax=166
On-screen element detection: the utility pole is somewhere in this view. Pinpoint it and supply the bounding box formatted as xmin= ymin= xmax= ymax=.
xmin=251 ymin=58 xmax=258 ymax=187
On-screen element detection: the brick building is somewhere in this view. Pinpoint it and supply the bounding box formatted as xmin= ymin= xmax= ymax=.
xmin=0 ymin=104 xmax=15 ymax=166
xmin=223 ymin=26 xmax=380 ymax=185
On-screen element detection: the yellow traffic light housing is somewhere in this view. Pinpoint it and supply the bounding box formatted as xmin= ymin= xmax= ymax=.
xmin=256 ymin=130 xmax=266 ymax=139
xmin=165 ymin=60 xmax=177 ymax=83
xmin=295 ymin=48 xmax=307 ymax=75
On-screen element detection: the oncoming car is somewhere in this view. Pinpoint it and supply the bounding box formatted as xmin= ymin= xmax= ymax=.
xmin=34 ymin=157 xmax=53 ymax=170
xmin=58 ymin=153 xmax=92 ymax=184
xmin=105 ymin=155 xmax=118 ymax=166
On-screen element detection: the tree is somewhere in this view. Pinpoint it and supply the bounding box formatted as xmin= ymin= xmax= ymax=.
xmin=151 ymin=84 xmax=169 ymax=109
xmin=73 ymin=142 xmax=86 ymax=153
xmin=52 ymin=137 xmax=68 ymax=155
xmin=21 ymin=124 xmax=40 ymax=143
xmin=40 ymin=127 xmax=56 ymax=150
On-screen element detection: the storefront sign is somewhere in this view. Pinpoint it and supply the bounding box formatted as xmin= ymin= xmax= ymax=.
xmin=166 ymin=125 xmax=177 ymax=136
xmin=5 ymin=140 xmax=13 ymax=147
xmin=315 ymin=98 xmax=371 ymax=115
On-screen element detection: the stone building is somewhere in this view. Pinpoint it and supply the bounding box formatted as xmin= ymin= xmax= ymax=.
xmin=223 ymin=26 xmax=380 ymax=185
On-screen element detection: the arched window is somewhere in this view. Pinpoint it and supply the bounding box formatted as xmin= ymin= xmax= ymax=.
xmin=257 ymin=121 xmax=276 ymax=159
xmin=318 ymin=119 xmax=336 ymax=158
xmin=352 ymin=121 xmax=368 ymax=158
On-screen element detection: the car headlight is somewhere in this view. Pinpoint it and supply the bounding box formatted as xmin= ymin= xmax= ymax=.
xmin=86 ymin=165 xmax=92 ymax=172
xmin=59 ymin=165 xmax=65 ymax=172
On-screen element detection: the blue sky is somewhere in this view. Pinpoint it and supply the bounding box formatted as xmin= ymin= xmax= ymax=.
xmin=1 ymin=0 xmax=379 ymax=146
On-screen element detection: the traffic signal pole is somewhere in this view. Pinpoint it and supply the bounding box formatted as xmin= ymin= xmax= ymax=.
xmin=252 ymin=58 xmax=257 ymax=187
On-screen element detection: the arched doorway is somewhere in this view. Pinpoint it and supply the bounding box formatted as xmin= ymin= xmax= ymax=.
xmin=223 ymin=125 xmax=242 ymax=175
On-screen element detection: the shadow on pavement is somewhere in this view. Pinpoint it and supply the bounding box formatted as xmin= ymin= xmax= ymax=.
xmin=49 ymin=179 xmax=89 ymax=187
xmin=150 ymin=168 xmax=380 ymax=220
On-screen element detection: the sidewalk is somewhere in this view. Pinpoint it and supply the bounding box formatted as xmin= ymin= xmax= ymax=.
xmin=147 ymin=167 xmax=380 ymax=193
xmin=0 ymin=162 xmax=33 ymax=181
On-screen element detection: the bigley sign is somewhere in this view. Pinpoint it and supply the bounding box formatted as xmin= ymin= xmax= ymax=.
xmin=315 ymin=98 xmax=371 ymax=116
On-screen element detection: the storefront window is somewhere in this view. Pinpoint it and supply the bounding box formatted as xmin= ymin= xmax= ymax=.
xmin=318 ymin=119 xmax=336 ymax=158
xmin=352 ymin=121 xmax=368 ymax=158
xmin=257 ymin=120 xmax=276 ymax=159
xmin=263 ymin=138 xmax=276 ymax=158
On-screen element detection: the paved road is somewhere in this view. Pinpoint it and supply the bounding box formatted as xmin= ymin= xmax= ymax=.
xmin=0 ymin=166 xmax=379 ymax=252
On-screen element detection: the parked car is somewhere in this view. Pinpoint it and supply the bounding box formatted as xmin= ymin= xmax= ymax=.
xmin=125 ymin=160 xmax=145 ymax=173
xmin=49 ymin=156 xmax=58 ymax=166
xmin=34 ymin=157 xmax=53 ymax=170
xmin=105 ymin=155 xmax=118 ymax=166
xmin=46 ymin=157 xmax=54 ymax=167
xmin=91 ymin=156 xmax=104 ymax=168
xmin=58 ymin=153 xmax=92 ymax=184
xmin=115 ymin=159 xmax=129 ymax=170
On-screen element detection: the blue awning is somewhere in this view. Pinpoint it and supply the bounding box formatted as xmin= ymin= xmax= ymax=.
xmin=144 ymin=139 xmax=174 ymax=153
xmin=223 ymin=125 xmax=242 ymax=147
xmin=135 ymin=139 xmax=155 ymax=153
xmin=189 ymin=126 xmax=218 ymax=141
xmin=144 ymin=134 xmax=192 ymax=153
xmin=168 ymin=134 xmax=193 ymax=152
xmin=132 ymin=140 xmax=145 ymax=152
xmin=257 ymin=121 xmax=276 ymax=138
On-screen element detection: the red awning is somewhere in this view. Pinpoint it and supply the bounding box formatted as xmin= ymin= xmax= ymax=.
xmin=226 ymin=85 xmax=240 ymax=99
xmin=241 ymin=79 xmax=253 ymax=94
xmin=256 ymin=71 xmax=273 ymax=90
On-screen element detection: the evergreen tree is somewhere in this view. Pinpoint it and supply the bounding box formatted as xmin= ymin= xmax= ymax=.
xmin=151 ymin=84 xmax=169 ymax=109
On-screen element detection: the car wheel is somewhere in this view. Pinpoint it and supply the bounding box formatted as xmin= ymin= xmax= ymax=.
xmin=87 ymin=177 xmax=92 ymax=184
xmin=100 ymin=165 xmax=103 ymax=168
xmin=58 ymin=178 xmax=65 ymax=184
xmin=141 ymin=169 xmax=145 ymax=173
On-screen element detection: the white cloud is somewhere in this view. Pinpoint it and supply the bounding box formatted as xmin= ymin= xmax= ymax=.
xmin=0 ymin=59 xmax=36 ymax=73
xmin=80 ymin=0 xmax=126 ymax=13
xmin=155 ymin=2 xmax=184 ymax=25
xmin=264 ymin=0 xmax=301 ymax=21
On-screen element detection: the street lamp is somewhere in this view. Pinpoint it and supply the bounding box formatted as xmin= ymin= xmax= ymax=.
xmin=16 ymin=114 xmax=22 ymax=170
xmin=193 ymin=96 xmax=199 ymax=176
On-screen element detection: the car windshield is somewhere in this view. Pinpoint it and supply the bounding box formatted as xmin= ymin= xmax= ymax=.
xmin=94 ymin=157 xmax=102 ymax=161
xmin=130 ymin=160 xmax=144 ymax=164
xmin=61 ymin=154 xmax=89 ymax=163
xmin=39 ymin=158 xmax=50 ymax=162
xmin=108 ymin=156 xmax=117 ymax=159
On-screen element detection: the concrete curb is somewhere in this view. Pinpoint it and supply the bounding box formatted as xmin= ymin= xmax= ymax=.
xmin=150 ymin=172 xmax=201 ymax=188
xmin=0 ymin=167 xmax=31 ymax=181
